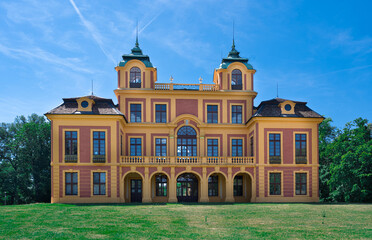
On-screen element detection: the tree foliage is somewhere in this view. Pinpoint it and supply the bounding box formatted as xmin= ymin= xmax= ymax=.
xmin=0 ymin=114 xmax=50 ymax=204
xmin=319 ymin=117 xmax=372 ymax=202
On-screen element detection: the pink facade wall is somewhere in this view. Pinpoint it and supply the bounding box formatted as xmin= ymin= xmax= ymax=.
xmin=59 ymin=126 xmax=111 ymax=163
xmin=176 ymin=99 xmax=198 ymax=117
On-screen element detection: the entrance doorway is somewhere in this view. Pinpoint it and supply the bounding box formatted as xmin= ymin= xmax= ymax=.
xmin=177 ymin=173 xmax=198 ymax=202
xmin=131 ymin=179 xmax=142 ymax=203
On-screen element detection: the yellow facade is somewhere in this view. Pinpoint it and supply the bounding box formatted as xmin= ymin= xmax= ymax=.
xmin=46 ymin=40 xmax=323 ymax=203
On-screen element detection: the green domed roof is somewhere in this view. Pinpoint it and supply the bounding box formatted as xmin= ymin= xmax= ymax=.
xmin=118 ymin=36 xmax=153 ymax=68
xmin=218 ymin=39 xmax=253 ymax=70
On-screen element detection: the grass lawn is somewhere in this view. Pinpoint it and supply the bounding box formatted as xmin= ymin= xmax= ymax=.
xmin=0 ymin=203 xmax=371 ymax=239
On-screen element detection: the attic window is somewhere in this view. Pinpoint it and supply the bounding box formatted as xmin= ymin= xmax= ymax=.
xmin=284 ymin=104 xmax=291 ymax=111
xmin=81 ymin=101 xmax=89 ymax=108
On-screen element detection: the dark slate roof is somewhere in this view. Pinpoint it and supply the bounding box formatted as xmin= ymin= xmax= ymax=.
xmin=118 ymin=38 xmax=153 ymax=68
xmin=250 ymin=98 xmax=323 ymax=119
xmin=46 ymin=95 xmax=127 ymax=121
xmin=218 ymin=40 xmax=253 ymax=70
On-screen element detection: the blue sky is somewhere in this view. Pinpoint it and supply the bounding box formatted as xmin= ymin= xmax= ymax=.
xmin=0 ymin=0 xmax=371 ymax=127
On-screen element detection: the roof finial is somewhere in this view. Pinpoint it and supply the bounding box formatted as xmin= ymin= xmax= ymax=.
xmin=276 ymin=82 xmax=279 ymax=98
xmin=91 ymin=79 xmax=94 ymax=96
xmin=135 ymin=20 xmax=139 ymax=47
xmin=232 ymin=20 xmax=235 ymax=49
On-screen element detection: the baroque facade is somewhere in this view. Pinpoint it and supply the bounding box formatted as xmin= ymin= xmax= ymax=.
xmin=46 ymin=38 xmax=323 ymax=203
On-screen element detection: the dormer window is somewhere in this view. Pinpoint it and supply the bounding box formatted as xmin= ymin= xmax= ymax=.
xmin=76 ymin=97 xmax=94 ymax=112
xmin=279 ymin=101 xmax=296 ymax=115
xmin=130 ymin=67 xmax=141 ymax=88
xmin=231 ymin=69 xmax=242 ymax=90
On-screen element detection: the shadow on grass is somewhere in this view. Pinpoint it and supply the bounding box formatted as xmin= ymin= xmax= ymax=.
xmin=59 ymin=202 xmax=367 ymax=207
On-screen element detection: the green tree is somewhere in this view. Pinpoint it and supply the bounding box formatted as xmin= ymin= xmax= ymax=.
xmin=0 ymin=114 xmax=50 ymax=204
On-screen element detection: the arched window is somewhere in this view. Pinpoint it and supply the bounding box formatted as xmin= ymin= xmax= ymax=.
xmin=130 ymin=67 xmax=141 ymax=88
xmin=231 ymin=69 xmax=242 ymax=90
xmin=177 ymin=126 xmax=197 ymax=156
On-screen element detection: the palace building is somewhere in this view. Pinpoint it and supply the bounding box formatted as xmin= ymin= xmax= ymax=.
xmin=46 ymin=37 xmax=323 ymax=203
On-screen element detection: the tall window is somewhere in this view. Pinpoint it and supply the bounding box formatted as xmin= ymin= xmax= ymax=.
xmin=177 ymin=126 xmax=197 ymax=156
xmin=269 ymin=173 xmax=281 ymax=195
xmin=120 ymin=135 xmax=123 ymax=156
xmin=130 ymin=138 xmax=142 ymax=156
xmin=250 ymin=136 xmax=254 ymax=157
xmin=234 ymin=175 xmax=243 ymax=196
xmin=155 ymin=138 xmax=167 ymax=156
xmin=269 ymin=133 xmax=281 ymax=164
xmin=155 ymin=104 xmax=167 ymax=123
xmin=295 ymin=134 xmax=307 ymax=164
xmin=130 ymin=67 xmax=141 ymax=88
xmin=93 ymin=172 xmax=106 ymax=195
xmin=130 ymin=104 xmax=141 ymax=122
xmin=65 ymin=131 xmax=77 ymax=162
xmin=208 ymin=175 xmax=218 ymax=196
xmin=232 ymin=139 xmax=243 ymax=157
xmin=207 ymin=139 xmax=218 ymax=157
xmin=295 ymin=173 xmax=307 ymax=195
xmin=65 ymin=172 xmax=78 ymax=196
xmin=231 ymin=69 xmax=242 ymax=90
xmin=232 ymin=105 xmax=242 ymax=123
xmin=93 ymin=131 xmax=105 ymax=163
xmin=207 ymin=105 xmax=218 ymax=123
xmin=156 ymin=174 xmax=167 ymax=197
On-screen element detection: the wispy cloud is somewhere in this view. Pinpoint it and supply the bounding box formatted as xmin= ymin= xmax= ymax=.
xmin=69 ymin=0 xmax=116 ymax=64
xmin=139 ymin=12 xmax=162 ymax=34
xmin=329 ymin=30 xmax=372 ymax=55
xmin=0 ymin=43 xmax=93 ymax=73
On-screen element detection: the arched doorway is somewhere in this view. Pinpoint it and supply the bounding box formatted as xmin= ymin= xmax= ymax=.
xmin=208 ymin=173 xmax=226 ymax=202
xmin=177 ymin=173 xmax=198 ymax=202
xmin=177 ymin=126 xmax=197 ymax=157
xmin=151 ymin=173 xmax=169 ymax=203
xmin=124 ymin=172 xmax=143 ymax=203
xmin=233 ymin=173 xmax=252 ymax=202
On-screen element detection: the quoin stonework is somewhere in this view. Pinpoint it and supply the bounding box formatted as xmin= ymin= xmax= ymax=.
xmin=46 ymin=38 xmax=323 ymax=203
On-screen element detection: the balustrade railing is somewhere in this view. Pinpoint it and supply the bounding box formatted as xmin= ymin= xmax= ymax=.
xmin=154 ymin=83 xmax=219 ymax=91
xmin=120 ymin=156 xmax=254 ymax=165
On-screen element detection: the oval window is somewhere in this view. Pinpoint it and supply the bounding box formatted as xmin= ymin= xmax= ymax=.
xmin=284 ymin=104 xmax=292 ymax=111
xmin=81 ymin=101 xmax=89 ymax=108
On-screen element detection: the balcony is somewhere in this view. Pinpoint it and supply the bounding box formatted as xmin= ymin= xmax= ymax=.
xmin=120 ymin=156 xmax=255 ymax=165
xmin=93 ymin=155 xmax=106 ymax=163
xmin=64 ymin=155 xmax=77 ymax=163
xmin=154 ymin=83 xmax=219 ymax=91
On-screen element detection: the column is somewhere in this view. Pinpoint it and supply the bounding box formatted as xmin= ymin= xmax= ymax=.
xmin=200 ymin=167 xmax=209 ymax=202
xmin=225 ymin=167 xmax=234 ymax=202
xmin=168 ymin=167 xmax=177 ymax=202
xmin=142 ymin=167 xmax=152 ymax=203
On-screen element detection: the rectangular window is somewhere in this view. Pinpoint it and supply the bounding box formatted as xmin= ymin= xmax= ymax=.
xmin=93 ymin=131 xmax=105 ymax=163
xmin=295 ymin=134 xmax=307 ymax=164
xmin=130 ymin=138 xmax=142 ymax=156
xmin=207 ymin=105 xmax=218 ymax=123
xmin=65 ymin=172 xmax=78 ymax=195
xmin=269 ymin=173 xmax=281 ymax=195
xmin=232 ymin=139 xmax=243 ymax=157
xmin=269 ymin=133 xmax=281 ymax=164
xmin=250 ymin=136 xmax=254 ymax=157
xmin=155 ymin=138 xmax=167 ymax=156
xmin=233 ymin=175 xmax=243 ymax=196
xmin=208 ymin=175 xmax=218 ymax=196
xmin=130 ymin=104 xmax=141 ymax=122
xmin=232 ymin=105 xmax=242 ymax=124
xmin=65 ymin=131 xmax=78 ymax=162
xmin=120 ymin=135 xmax=123 ymax=156
xmin=155 ymin=104 xmax=167 ymax=123
xmin=295 ymin=173 xmax=307 ymax=195
xmin=207 ymin=139 xmax=218 ymax=157
xmin=93 ymin=172 xmax=106 ymax=195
